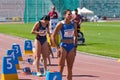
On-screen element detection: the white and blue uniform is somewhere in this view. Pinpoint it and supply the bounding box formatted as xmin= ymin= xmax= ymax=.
xmin=59 ymin=21 xmax=75 ymax=52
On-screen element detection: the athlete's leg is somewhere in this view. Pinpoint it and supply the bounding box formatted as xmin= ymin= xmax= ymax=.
xmin=47 ymin=52 xmax=51 ymax=65
xmin=41 ymin=41 xmax=49 ymax=73
xmin=46 ymin=43 xmax=51 ymax=65
xmin=58 ymin=46 xmax=67 ymax=75
xmin=48 ymin=43 xmax=54 ymax=58
xmin=32 ymin=41 xmax=36 ymax=63
xmin=66 ymin=48 xmax=76 ymax=80
xmin=34 ymin=39 xmax=42 ymax=72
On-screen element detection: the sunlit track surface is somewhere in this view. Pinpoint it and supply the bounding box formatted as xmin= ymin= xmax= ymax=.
xmin=0 ymin=33 xmax=120 ymax=80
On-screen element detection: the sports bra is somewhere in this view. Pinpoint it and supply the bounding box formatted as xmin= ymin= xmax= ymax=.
xmin=37 ymin=21 xmax=48 ymax=36
xmin=60 ymin=21 xmax=74 ymax=40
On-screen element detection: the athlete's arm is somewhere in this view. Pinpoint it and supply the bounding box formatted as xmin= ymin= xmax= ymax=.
xmin=31 ymin=22 xmax=40 ymax=35
xmin=51 ymin=21 xmax=62 ymax=48
xmin=74 ymin=23 xmax=78 ymax=47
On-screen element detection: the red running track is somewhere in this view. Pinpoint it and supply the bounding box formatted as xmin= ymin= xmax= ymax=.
xmin=0 ymin=33 xmax=120 ymax=80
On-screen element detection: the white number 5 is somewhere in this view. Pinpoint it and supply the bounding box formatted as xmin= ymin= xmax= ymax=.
xmin=6 ymin=58 xmax=12 ymax=69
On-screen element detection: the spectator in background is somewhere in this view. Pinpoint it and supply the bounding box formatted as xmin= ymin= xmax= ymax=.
xmin=93 ymin=15 xmax=98 ymax=22
xmin=72 ymin=9 xmax=85 ymax=45
xmin=72 ymin=9 xmax=82 ymax=32
xmin=48 ymin=6 xmax=58 ymax=19
xmin=48 ymin=6 xmax=59 ymax=58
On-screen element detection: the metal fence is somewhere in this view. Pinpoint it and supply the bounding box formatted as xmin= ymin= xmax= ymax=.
xmin=0 ymin=0 xmax=24 ymax=22
xmin=0 ymin=0 xmax=120 ymax=22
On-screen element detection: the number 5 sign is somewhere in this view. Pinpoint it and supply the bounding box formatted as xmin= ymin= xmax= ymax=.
xmin=1 ymin=56 xmax=18 ymax=80
xmin=6 ymin=49 xmax=20 ymax=70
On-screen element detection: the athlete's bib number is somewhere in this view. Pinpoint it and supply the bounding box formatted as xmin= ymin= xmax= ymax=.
xmin=64 ymin=29 xmax=74 ymax=37
xmin=39 ymin=29 xmax=47 ymax=36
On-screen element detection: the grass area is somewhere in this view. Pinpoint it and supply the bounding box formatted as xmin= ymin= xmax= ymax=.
xmin=79 ymin=22 xmax=120 ymax=58
xmin=0 ymin=23 xmax=35 ymax=39
xmin=0 ymin=22 xmax=120 ymax=58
